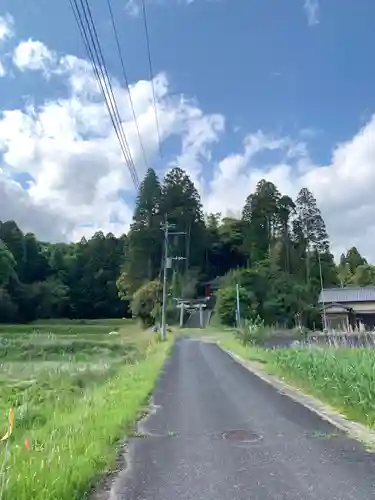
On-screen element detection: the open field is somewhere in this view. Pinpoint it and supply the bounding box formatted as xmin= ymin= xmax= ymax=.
xmin=0 ymin=319 xmax=171 ymax=500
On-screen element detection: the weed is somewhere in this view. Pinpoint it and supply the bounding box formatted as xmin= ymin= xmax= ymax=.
xmin=0 ymin=319 xmax=171 ymax=499
xmin=268 ymin=347 xmax=375 ymax=428
xmin=235 ymin=316 xmax=268 ymax=346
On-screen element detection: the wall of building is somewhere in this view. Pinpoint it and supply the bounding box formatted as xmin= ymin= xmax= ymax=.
xmin=325 ymin=313 xmax=349 ymax=331
xmin=324 ymin=301 xmax=375 ymax=314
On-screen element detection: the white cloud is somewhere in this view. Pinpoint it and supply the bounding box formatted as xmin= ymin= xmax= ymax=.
xmin=3 ymin=23 xmax=375 ymax=264
xmin=203 ymin=132 xmax=302 ymax=217
xmin=304 ymin=0 xmax=320 ymax=26
xmin=0 ymin=38 xmax=224 ymax=243
xmin=125 ymin=0 xmax=141 ymax=17
xmin=13 ymin=39 xmax=56 ymax=73
xmin=202 ymin=117 xmax=375 ymax=262
xmin=0 ymin=14 xmax=13 ymax=41
xmin=4 ymin=33 xmax=375 ymax=262
xmin=173 ymin=109 xmax=225 ymax=189
xmin=124 ymin=0 xmax=202 ymax=17
xmin=0 ymin=170 xmax=75 ymax=242
xmin=0 ymin=14 xmax=14 ymax=77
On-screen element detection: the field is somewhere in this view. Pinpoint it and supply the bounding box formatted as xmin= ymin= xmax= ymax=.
xmin=0 ymin=319 xmax=171 ymax=500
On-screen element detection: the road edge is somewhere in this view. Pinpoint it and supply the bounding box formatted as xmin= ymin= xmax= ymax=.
xmin=218 ymin=344 xmax=375 ymax=450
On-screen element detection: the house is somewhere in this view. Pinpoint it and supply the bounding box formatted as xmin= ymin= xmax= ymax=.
xmin=318 ymin=287 xmax=375 ymax=331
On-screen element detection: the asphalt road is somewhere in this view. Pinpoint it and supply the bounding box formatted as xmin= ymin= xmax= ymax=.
xmin=115 ymin=339 xmax=375 ymax=499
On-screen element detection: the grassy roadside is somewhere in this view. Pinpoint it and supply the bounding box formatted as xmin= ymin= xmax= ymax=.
xmin=0 ymin=322 xmax=172 ymax=500
xmin=268 ymin=348 xmax=375 ymax=429
xmin=182 ymin=327 xmax=375 ymax=430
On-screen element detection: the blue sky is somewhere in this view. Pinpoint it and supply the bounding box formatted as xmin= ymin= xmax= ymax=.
xmin=1 ymin=0 xmax=375 ymax=260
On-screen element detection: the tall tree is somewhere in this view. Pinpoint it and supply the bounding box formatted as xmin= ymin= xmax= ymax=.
xmin=126 ymin=168 xmax=163 ymax=289
xmin=0 ymin=221 xmax=25 ymax=277
xmin=0 ymin=240 xmax=16 ymax=286
xmin=203 ymin=214 xmax=247 ymax=278
xmin=242 ymin=180 xmax=281 ymax=263
xmin=161 ymin=167 xmax=205 ymax=271
xmin=276 ymin=195 xmax=295 ymax=273
xmin=1 ymin=171 xmax=373 ymax=328
xmin=23 ymin=233 xmax=51 ymax=283
xmin=342 ymin=246 xmax=367 ymax=274
xmin=293 ymin=188 xmax=329 ymax=284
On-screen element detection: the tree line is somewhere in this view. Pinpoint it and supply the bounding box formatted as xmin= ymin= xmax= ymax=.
xmin=0 ymin=166 xmax=372 ymax=325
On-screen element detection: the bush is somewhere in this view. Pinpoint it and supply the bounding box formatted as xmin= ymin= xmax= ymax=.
xmin=131 ymin=280 xmax=162 ymax=327
xmin=216 ymin=285 xmax=257 ymax=326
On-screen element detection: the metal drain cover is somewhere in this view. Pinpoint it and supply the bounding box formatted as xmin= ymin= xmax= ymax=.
xmin=221 ymin=430 xmax=261 ymax=442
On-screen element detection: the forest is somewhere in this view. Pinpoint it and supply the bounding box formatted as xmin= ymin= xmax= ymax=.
xmin=0 ymin=166 xmax=373 ymax=326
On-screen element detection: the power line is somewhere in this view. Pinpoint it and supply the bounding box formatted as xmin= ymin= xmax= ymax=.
xmin=80 ymin=0 xmax=140 ymax=188
xmin=106 ymin=0 xmax=150 ymax=171
xmin=140 ymin=0 xmax=163 ymax=158
xmin=69 ymin=0 xmax=140 ymax=190
xmin=74 ymin=0 xmax=139 ymax=188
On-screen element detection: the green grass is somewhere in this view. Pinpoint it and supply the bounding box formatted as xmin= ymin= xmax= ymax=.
xmin=0 ymin=318 xmax=132 ymax=336
xmin=182 ymin=327 xmax=375 ymax=430
xmin=0 ymin=319 xmax=172 ymax=500
xmin=215 ymin=330 xmax=375 ymax=429
xmin=268 ymin=347 xmax=375 ymax=428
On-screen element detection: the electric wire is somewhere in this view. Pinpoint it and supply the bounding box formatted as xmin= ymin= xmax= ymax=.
xmin=140 ymin=0 xmax=163 ymax=158
xmin=80 ymin=0 xmax=140 ymax=188
xmin=69 ymin=0 xmax=140 ymax=189
xmin=106 ymin=0 xmax=150 ymax=171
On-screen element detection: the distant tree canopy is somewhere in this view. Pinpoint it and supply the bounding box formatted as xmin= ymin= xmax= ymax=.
xmin=0 ymin=167 xmax=371 ymax=326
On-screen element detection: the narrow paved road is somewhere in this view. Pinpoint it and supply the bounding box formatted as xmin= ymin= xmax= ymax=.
xmin=116 ymin=339 xmax=375 ymax=499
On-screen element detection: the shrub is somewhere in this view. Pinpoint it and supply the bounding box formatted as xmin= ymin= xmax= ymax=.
xmin=131 ymin=280 xmax=162 ymax=327
xmin=216 ymin=285 xmax=257 ymax=326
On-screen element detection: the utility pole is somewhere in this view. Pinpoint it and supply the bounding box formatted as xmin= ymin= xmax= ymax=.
xmin=317 ymin=251 xmax=327 ymax=332
xmin=179 ymin=301 xmax=184 ymax=327
xmin=161 ymin=218 xmax=186 ymax=340
xmin=236 ymin=283 xmax=241 ymax=328
xmin=161 ymin=218 xmax=170 ymax=341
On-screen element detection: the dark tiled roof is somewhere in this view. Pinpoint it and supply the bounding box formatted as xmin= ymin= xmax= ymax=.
xmin=201 ymin=277 xmax=221 ymax=287
xmin=319 ymin=287 xmax=375 ymax=304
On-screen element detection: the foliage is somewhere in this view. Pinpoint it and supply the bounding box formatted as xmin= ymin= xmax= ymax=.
xmin=216 ymin=285 xmax=257 ymax=326
xmin=340 ymin=246 xmax=367 ymax=274
xmin=0 ymin=227 xmax=127 ymax=322
xmin=0 ymin=167 xmax=371 ymax=326
xmin=219 ymin=263 xmax=319 ymax=328
xmin=116 ymin=271 xmax=132 ymax=301
xmin=0 ymin=239 xmax=16 ymax=286
xmin=270 ymin=347 xmax=375 ymax=428
xmin=0 ymin=320 xmax=170 ymax=500
xmin=131 ymin=280 xmax=162 ymax=327
xmin=126 ymin=168 xmax=163 ymax=290
xmin=337 ymin=262 xmax=352 ymax=288
xmin=350 ymin=264 xmax=375 ymax=286
xmin=235 ymin=316 xmax=267 ymax=346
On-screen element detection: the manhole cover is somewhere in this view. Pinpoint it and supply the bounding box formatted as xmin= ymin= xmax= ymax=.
xmin=221 ymin=430 xmax=261 ymax=442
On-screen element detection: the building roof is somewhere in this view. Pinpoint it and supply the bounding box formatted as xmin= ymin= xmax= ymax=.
xmin=320 ymin=302 xmax=352 ymax=312
xmin=174 ymin=298 xmax=209 ymax=305
xmin=319 ymin=287 xmax=375 ymax=304
xmin=201 ymin=276 xmax=221 ymax=287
